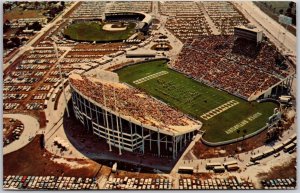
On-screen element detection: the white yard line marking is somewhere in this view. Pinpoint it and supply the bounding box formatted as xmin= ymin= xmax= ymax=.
xmin=200 ymin=100 xmax=239 ymax=120
xmin=133 ymin=71 xmax=169 ymax=84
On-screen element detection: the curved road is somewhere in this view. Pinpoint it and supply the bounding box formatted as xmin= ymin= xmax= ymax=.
xmin=3 ymin=114 xmax=40 ymax=155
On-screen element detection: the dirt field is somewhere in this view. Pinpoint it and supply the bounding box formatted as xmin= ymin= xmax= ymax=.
xmin=257 ymin=158 xmax=297 ymax=180
xmin=190 ymin=129 xmax=274 ymax=159
xmin=4 ymin=8 xmax=46 ymax=21
xmin=3 ymin=135 xmax=102 ymax=178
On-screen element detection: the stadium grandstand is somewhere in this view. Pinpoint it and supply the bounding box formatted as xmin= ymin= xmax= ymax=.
xmin=173 ymin=35 xmax=294 ymax=101
xmin=104 ymin=12 xmax=152 ymax=33
xmin=69 ymin=74 xmax=202 ymax=159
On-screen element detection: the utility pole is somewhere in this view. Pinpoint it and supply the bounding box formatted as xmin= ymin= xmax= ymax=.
xmin=53 ymin=42 xmax=70 ymax=117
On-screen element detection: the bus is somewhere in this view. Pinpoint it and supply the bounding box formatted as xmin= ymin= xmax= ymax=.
xmin=273 ymin=143 xmax=284 ymax=152
xmin=206 ymin=162 xmax=222 ymax=170
xmin=263 ymin=148 xmax=275 ymax=157
xmin=283 ymin=142 xmax=296 ymax=153
xmin=213 ymin=166 xmax=225 ymax=173
xmin=227 ymin=164 xmax=239 ymax=172
xmin=223 ymin=161 xmax=238 ymax=168
xmin=250 ymin=153 xmax=264 ymax=162
xmin=279 ymin=95 xmax=292 ymax=103
xmin=178 ymin=166 xmax=194 ymax=174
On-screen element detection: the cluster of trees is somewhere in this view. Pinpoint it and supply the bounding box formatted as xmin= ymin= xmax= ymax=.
xmin=3 ymin=20 xmax=42 ymax=50
xmin=4 ymin=20 xmax=10 ymax=33
xmin=4 ymin=36 xmax=28 ymax=50
xmin=263 ymin=1 xmax=296 ymax=26
xmin=44 ymin=1 xmax=65 ymax=19
xmin=285 ymin=2 xmax=296 ymax=25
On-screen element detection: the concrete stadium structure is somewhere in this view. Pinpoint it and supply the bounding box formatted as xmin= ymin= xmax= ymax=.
xmin=69 ymin=74 xmax=202 ymax=159
xmin=104 ymin=12 xmax=153 ymax=32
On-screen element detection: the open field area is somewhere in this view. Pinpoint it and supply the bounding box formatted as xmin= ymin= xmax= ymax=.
xmin=63 ymin=22 xmax=136 ymax=42
xmin=3 ymin=135 xmax=101 ymax=177
xmin=116 ymin=60 xmax=277 ymax=142
xmin=4 ymin=8 xmax=46 ymax=21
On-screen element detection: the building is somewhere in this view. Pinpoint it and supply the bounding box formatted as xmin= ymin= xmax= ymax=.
xmin=69 ymin=73 xmax=202 ymax=159
xmin=126 ymin=49 xmax=156 ymax=58
xmin=234 ymin=25 xmax=263 ymax=42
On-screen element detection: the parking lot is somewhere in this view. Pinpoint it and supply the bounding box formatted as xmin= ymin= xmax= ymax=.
xmin=179 ymin=177 xmax=255 ymax=190
xmin=3 ymin=175 xmax=98 ymax=190
xmin=3 ymin=118 xmax=24 ymax=147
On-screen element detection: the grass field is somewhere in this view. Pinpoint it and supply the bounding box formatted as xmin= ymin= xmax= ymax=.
xmin=116 ymin=60 xmax=277 ymax=142
xmin=63 ymin=22 xmax=136 ymax=42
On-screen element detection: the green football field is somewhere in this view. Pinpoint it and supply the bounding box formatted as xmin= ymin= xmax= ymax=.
xmin=116 ymin=59 xmax=277 ymax=142
xmin=63 ymin=22 xmax=136 ymax=42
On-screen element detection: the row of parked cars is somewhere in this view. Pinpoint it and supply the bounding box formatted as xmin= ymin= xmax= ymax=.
xmin=3 ymin=175 xmax=99 ymax=190
xmin=179 ymin=177 xmax=254 ymax=190
xmin=261 ymin=178 xmax=296 ymax=189
xmin=105 ymin=177 xmax=172 ymax=190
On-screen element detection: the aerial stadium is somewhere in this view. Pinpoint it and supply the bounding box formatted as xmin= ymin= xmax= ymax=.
xmin=63 ymin=11 xmax=152 ymax=42
xmin=66 ymin=10 xmax=294 ymax=156
xmin=3 ymin=1 xmax=297 ymax=190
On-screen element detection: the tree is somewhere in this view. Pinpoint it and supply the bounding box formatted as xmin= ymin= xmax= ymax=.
xmin=3 ymin=38 xmax=9 ymax=49
xmin=286 ymin=8 xmax=292 ymax=16
xmin=30 ymin=21 xmax=42 ymax=31
xmin=10 ymin=37 xmax=21 ymax=47
xmin=279 ymin=9 xmax=284 ymax=14
xmin=3 ymin=22 xmax=10 ymax=33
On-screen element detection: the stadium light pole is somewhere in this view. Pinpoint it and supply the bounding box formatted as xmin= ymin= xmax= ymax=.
xmin=114 ymin=87 xmax=122 ymax=155
xmin=53 ymin=42 xmax=70 ymax=118
xmin=103 ymin=85 xmax=112 ymax=152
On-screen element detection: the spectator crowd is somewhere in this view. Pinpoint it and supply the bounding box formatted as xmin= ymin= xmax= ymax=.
xmin=70 ymin=75 xmax=198 ymax=131
xmin=173 ymin=36 xmax=288 ymax=99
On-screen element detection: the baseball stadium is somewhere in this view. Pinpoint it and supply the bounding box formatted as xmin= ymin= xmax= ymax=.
xmin=63 ymin=12 xmax=152 ymax=42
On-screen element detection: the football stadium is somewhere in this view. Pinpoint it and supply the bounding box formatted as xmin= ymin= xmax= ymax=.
xmin=66 ymin=11 xmax=293 ymax=156
xmin=3 ymin=1 xmax=297 ymax=190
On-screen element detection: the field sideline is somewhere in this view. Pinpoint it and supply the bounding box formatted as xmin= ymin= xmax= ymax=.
xmin=116 ymin=60 xmax=277 ymax=142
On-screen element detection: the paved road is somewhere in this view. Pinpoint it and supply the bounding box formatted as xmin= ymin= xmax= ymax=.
xmin=234 ymin=2 xmax=296 ymax=56
xmin=3 ymin=114 xmax=40 ymax=155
